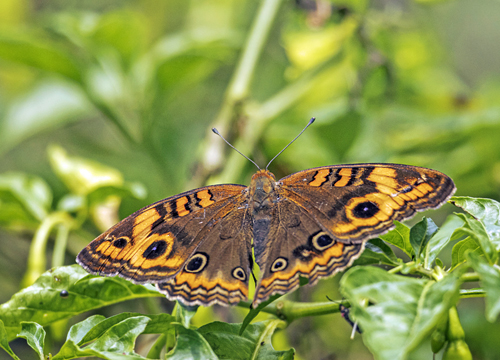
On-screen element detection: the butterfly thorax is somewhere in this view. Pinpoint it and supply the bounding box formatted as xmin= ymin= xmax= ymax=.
xmin=249 ymin=170 xmax=279 ymax=266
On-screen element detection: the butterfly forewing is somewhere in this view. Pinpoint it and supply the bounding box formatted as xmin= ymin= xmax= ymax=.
xmin=278 ymin=164 xmax=455 ymax=242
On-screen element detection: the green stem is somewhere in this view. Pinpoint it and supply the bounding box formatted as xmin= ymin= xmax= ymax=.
xmin=245 ymin=300 xmax=346 ymax=323
xmin=51 ymin=223 xmax=71 ymax=268
xmin=23 ymin=212 xmax=74 ymax=287
xmin=460 ymin=272 xmax=480 ymax=282
xmin=191 ymin=0 xmax=284 ymax=188
xmin=459 ymin=288 xmax=485 ymax=298
xmin=147 ymin=333 xmax=167 ymax=359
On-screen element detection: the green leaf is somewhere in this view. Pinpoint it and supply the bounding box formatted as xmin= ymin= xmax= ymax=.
xmin=451 ymin=196 xmax=500 ymax=251
xmin=17 ymin=322 xmax=46 ymax=360
xmin=175 ymin=303 xmax=198 ymax=329
xmin=426 ymin=214 xmax=465 ymax=266
xmin=454 ymin=213 xmax=497 ymax=264
xmin=0 ymin=172 xmax=52 ymax=224
xmin=53 ymin=316 xmax=150 ymax=360
xmin=239 ymin=294 xmax=282 ymax=335
xmin=409 ymin=217 xmax=438 ymax=259
xmin=199 ymin=320 xmax=294 ymax=360
xmin=79 ymin=313 xmax=174 ymax=346
xmin=0 ymin=320 xmax=20 ymax=360
xmin=167 ymin=325 xmax=218 ymax=360
xmin=48 ymin=145 xmax=124 ymax=195
xmin=340 ymin=266 xmax=464 ymax=360
xmin=353 ymin=238 xmax=398 ymax=266
xmin=0 ymin=33 xmax=83 ymax=82
xmin=0 ymin=265 xmax=160 ymax=341
xmin=467 ymin=252 xmax=500 ymax=322
xmin=451 ymin=237 xmax=482 ymax=270
xmin=379 ymin=221 xmax=413 ymax=258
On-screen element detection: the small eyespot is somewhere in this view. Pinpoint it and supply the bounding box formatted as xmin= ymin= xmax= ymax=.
xmin=232 ymin=267 xmax=247 ymax=281
xmin=112 ymin=237 xmax=128 ymax=248
xmin=60 ymin=290 xmax=69 ymax=298
xmin=271 ymin=257 xmax=288 ymax=272
xmin=185 ymin=253 xmax=209 ymax=273
xmin=311 ymin=232 xmax=335 ymax=251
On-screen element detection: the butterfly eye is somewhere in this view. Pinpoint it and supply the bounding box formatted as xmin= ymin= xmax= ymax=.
xmin=112 ymin=237 xmax=129 ymax=248
xmin=143 ymin=240 xmax=168 ymax=259
xmin=232 ymin=267 xmax=247 ymax=281
xmin=352 ymin=201 xmax=379 ymax=218
xmin=311 ymin=232 xmax=335 ymax=251
xmin=185 ymin=253 xmax=209 ymax=273
xmin=270 ymin=257 xmax=288 ymax=272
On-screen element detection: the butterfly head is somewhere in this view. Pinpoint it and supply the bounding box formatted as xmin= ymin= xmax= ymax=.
xmin=249 ymin=170 xmax=277 ymax=209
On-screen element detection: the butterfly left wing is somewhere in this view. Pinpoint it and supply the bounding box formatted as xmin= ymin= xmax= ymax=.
xmin=77 ymin=184 xmax=250 ymax=289
xmin=253 ymin=163 xmax=455 ymax=305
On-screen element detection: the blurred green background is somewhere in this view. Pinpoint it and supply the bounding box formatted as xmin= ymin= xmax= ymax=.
xmin=1 ymin=0 xmax=499 ymax=359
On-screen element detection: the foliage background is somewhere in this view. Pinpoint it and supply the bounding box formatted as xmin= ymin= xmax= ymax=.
xmin=0 ymin=0 xmax=499 ymax=359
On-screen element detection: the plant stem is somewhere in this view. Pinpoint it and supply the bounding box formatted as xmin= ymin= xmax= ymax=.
xmin=460 ymin=272 xmax=480 ymax=282
xmin=191 ymin=0 xmax=284 ymax=187
xmin=247 ymin=300 xmax=346 ymax=323
xmin=459 ymin=288 xmax=485 ymax=298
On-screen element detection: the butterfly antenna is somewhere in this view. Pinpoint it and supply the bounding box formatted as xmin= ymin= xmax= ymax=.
xmin=265 ymin=117 xmax=315 ymax=170
xmin=212 ymin=128 xmax=261 ymax=170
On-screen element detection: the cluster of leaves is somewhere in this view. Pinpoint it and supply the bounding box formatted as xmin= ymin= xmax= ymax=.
xmin=0 ymin=195 xmax=499 ymax=359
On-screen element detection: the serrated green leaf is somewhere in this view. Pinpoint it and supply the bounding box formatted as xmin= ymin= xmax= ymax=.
xmin=454 ymin=213 xmax=497 ymax=264
xmin=199 ymin=320 xmax=294 ymax=360
xmin=17 ymin=322 xmax=46 ymax=360
xmin=0 ymin=320 xmax=20 ymax=360
xmin=467 ymin=252 xmax=500 ymax=322
xmin=0 ymin=265 xmax=161 ymax=341
xmin=340 ymin=266 xmax=464 ymax=360
xmin=426 ymin=214 xmax=465 ymax=266
xmin=353 ymin=238 xmax=398 ymax=266
xmin=379 ymin=221 xmax=413 ymax=258
xmin=451 ymin=196 xmax=500 ymax=251
xmin=410 ymin=217 xmax=438 ymax=259
xmin=451 ymin=237 xmax=482 ymax=270
xmin=167 ymin=325 xmax=218 ymax=360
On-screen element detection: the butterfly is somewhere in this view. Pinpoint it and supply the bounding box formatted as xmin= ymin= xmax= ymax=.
xmin=77 ymin=120 xmax=456 ymax=307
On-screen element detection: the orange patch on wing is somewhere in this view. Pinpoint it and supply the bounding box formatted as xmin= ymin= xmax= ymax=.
xmin=197 ymin=190 xmax=215 ymax=208
xmin=309 ymin=169 xmax=330 ymax=187
xmin=371 ymin=167 xmax=397 ymax=178
xmin=175 ymin=197 xmax=190 ymax=217
xmin=334 ymin=168 xmax=353 ymax=187
xmin=133 ymin=207 xmax=161 ymax=238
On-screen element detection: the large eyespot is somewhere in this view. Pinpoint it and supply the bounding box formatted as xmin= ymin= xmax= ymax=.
xmin=232 ymin=267 xmax=247 ymax=281
xmin=352 ymin=201 xmax=379 ymax=218
xmin=311 ymin=232 xmax=335 ymax=251
xmin=112 ymin=237 xmax=128 ymax=248
xmin=143 ymin=240 xmax=168 ymax=259
xmin=185 ymin=253 xmax=209 ymax=273
xmin=270 ymin=257 xmax=288 ymax=272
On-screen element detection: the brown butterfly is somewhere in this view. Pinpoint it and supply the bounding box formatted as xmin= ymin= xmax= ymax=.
xmin=77 ymin=119 xmax=456 ymax=307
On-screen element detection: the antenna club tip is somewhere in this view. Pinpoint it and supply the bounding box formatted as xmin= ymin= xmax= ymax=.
xmin=309 ymin=117 xmax=316 ymax=124
xmin=212 ymin=128 xmax=219 ymax=135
